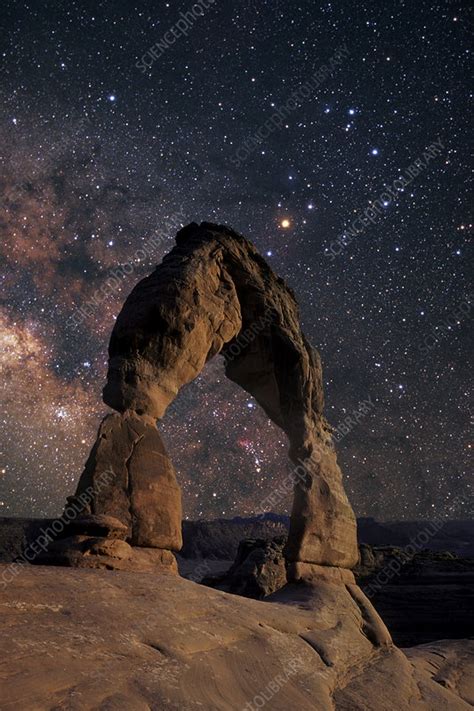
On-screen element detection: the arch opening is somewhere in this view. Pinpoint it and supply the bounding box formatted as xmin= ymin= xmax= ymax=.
xmin=158 ymin=356 xmax=290 ymax=521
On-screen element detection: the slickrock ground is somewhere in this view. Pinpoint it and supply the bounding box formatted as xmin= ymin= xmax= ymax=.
xmin=198 ymin=536 xmax=474 ymax=646
xmin=1 ymin=565 xmax=472 ymax=710
xmin=405 ymin=640 xmax=474 ymax=707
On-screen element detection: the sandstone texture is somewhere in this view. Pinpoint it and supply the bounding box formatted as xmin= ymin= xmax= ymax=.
xmin=42 ymin=410 xmax=183 ymax=570
xmin=74 ymin=411 xmax=182 ymax=550
xmin=405 ymin=639 xmax=474 ymax=706
xmin=102 ymin=221 xmax=358 ymax=570
xmin=59 ymin=514 xmax=129 ymax=540
xmin=36 ymin=535 xmax=178 ymax=573
xmin=0 ymin=565 xmax=472 ymax=710
xmin=7 ymin=519 xmax=473 ymax=648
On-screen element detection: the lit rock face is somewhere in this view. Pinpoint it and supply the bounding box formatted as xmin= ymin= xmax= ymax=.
xmin=102 ymin=221 xmax=358 ymax=571
xmin=73 ymin=411 xmax=182 ymax=551
xmin=40 ymin=409 xmax=182 ymax=572
xmin=4 ymin=567 xmax=472 ymax=711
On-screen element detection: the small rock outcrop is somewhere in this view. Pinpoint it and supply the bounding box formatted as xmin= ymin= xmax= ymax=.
xmin=38 ymin=531 xmax=177 ymax=573
xmin=202 ymin=536 xmax=287 ymax=598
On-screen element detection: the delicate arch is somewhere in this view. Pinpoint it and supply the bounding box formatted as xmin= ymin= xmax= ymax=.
xmin=100 ymin=222 xmax=358 ymax=570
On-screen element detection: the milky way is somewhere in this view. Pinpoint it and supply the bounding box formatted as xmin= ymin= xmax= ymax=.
xmin=0 ymin=1 xmax=472 ymax=521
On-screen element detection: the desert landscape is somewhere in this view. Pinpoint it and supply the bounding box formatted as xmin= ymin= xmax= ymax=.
xmin=1 ymin=223 xmax=472 ymax=710
xmin=1 ymin=2 xmax=471 ymax=708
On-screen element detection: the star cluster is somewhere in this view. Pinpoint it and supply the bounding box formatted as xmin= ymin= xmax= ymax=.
xmin=0 ymin=1 xmax=471 ymax=521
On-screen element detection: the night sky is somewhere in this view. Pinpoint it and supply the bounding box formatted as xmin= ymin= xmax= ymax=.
xmin=1 ymin=1 xmax=472 ymax=522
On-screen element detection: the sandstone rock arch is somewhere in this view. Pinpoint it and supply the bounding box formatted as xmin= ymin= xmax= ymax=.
xmin=55 ymin=222 xmax=358 ymax=577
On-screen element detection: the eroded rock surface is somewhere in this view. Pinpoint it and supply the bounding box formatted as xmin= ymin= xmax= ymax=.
xmin=41 ymin=410 xmax=182 ymax=571
xmin=406 ymin=639 xmax=474 ymax=707
xmin=37 ymin=537 xmax=178 ymax=572
xmin=74 ymin=411 xmax=182 ymax=550
xmin=1 ymin=565 xmax=472 ymax=710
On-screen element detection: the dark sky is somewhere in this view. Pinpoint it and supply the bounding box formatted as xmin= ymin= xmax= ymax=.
xmin=0 ymin=0 xmax=472 ymax=522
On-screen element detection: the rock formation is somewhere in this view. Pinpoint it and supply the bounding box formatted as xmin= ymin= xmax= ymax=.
xmin=46 ymin=221 xmax=358 ymax=574
xmin=202 ymin=536 xmax=288 ymax=598
xmin=199 ymin=533 xmax=474 ymax=646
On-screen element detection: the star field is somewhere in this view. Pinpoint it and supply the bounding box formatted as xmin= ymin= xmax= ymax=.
xmin=0 ymin=0 xmax=472 ymax=522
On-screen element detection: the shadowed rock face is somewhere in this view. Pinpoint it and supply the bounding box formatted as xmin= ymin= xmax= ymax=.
xmin=101 ymin=221 xmax=357 ymax=570
xmin=202 ymin=536 xmax=288 ymax=599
